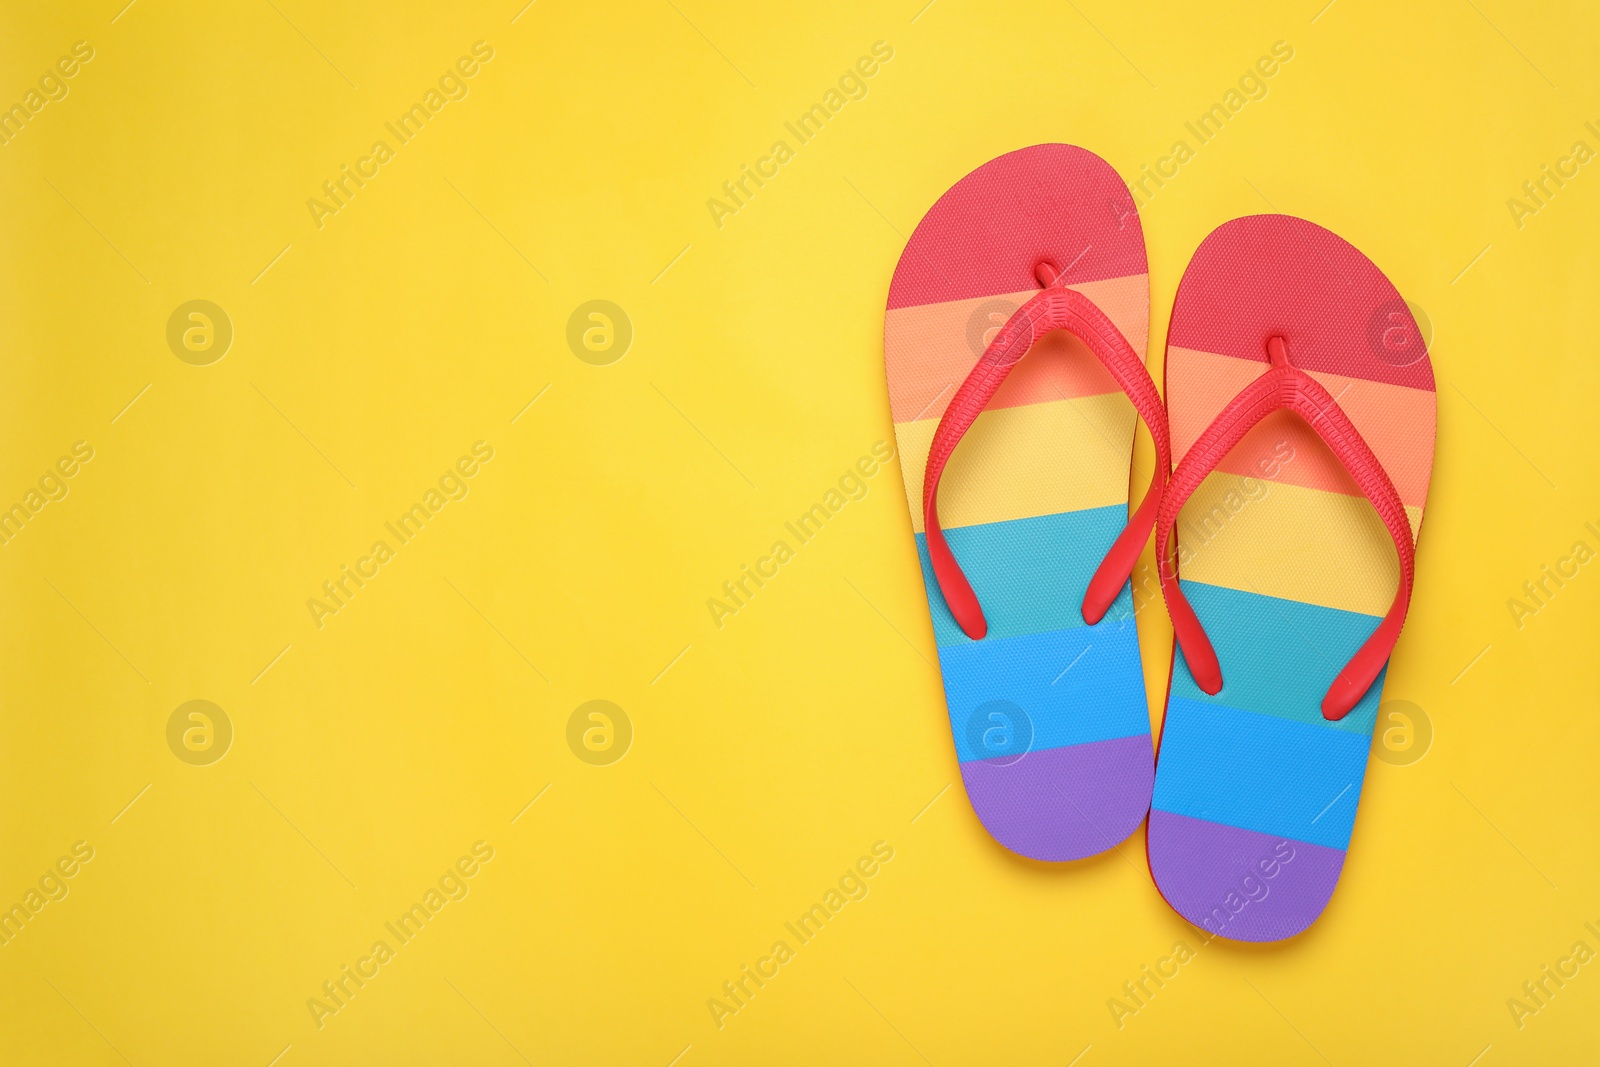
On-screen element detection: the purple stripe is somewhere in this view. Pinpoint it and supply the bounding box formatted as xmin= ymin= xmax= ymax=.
xmin=1147 ymin=809 xmax=1347 ymax=942
xmin=960 ymin=735 xmax=1152 ymax=862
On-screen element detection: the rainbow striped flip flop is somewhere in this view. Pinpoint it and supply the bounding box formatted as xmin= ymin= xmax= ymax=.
xmin=1149 ymin=214 xmax=1437 ymax=940
xmin=882 ymin=145 xmax=1168 ymax=861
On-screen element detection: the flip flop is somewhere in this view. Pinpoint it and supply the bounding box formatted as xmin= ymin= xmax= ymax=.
xmin=881 ymin=144 xmax=1168 ymax=861
xmin=1149 ymin=214 xmax=1436 ymax=940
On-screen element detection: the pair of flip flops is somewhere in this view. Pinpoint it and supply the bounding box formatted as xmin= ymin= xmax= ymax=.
xmin=882 ymin=144 xmax=1435 ymax=942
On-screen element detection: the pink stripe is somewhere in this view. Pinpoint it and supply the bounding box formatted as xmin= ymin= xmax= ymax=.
xmin=1165 ymin=214 xmax=1437 ymax=391
xmin=887 ymin=144 xmax=1146 ymax=310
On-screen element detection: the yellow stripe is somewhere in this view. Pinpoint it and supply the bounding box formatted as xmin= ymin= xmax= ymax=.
xmin=1178 ymin=472 xmax=1423 ymax=616
xmin=894 ymin=394 xmax=1135 ymax=533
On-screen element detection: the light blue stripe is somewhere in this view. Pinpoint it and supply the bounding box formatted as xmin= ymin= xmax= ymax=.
xmin=915 ymin=506 xmax=1128 ymax=647
xmin=1153 ymin=696 xmax=1370 ymax=850
xmin=1170 ymin=581 xmax=1387 ymax=735
xmin=939 ymin=613 xmax=1150 ymax=763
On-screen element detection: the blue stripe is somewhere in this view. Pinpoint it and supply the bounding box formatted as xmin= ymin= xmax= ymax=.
xmin=1153 ymin=696 xmax=1370 ymax=850
xmin=915 ymin=506 xmax=1128 ymax=647
xmin=939 ymin=611 xmax=1149 ymax=763
xmin=1170 ymin=581 xmax=1386 ymax=735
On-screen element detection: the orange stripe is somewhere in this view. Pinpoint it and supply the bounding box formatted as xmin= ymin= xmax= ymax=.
xmin=884 ymin=273 xmax=1148 ymax=424
xmin=1167 ymin=347 xmax=1436 ymax=509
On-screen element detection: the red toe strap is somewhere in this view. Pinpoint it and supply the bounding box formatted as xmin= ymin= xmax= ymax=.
xmin=1155 ymin=336 xmax=1416 ymax=720
xmin=922 ymin=270 xmax=1170 ymax=640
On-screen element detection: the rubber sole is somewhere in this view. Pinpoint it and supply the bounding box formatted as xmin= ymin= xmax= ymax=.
xmin=883 ymin=144 xmax=1155 ymax=862
xmin=1149 ymin=214 xmax=1437 ymax=939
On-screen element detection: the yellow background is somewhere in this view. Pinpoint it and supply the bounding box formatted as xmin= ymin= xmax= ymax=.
xmin=2 ymin=1 xmax=1597 ymax=1063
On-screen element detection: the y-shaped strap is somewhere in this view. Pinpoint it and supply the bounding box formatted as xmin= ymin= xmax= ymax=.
xmin=922 ymin=264 xmax=1171 ymax=640
xmin=1155 ymin=336 xmax=1416 ymax=720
